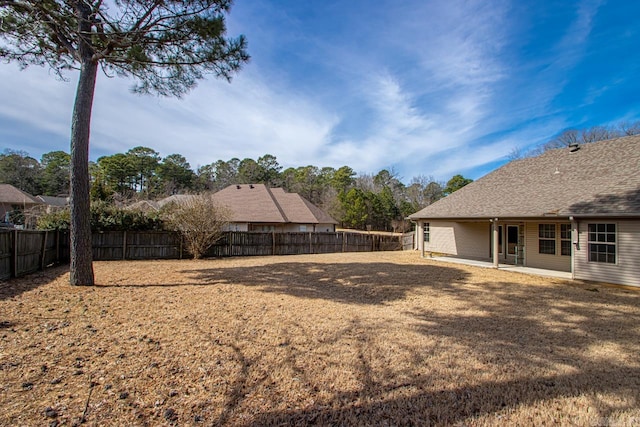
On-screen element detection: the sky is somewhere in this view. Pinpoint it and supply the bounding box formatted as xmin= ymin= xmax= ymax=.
xmin=1 ymin=0 xmax=639 ymax=184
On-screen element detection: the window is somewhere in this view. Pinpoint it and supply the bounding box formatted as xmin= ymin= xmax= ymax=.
xmin=538 ymin=224 xmax=555 ymax=254
xmin=588 ymin=223 xmax=616 ymax=263
xmin=560 ymin=223 xmax=572 ymax=256
xmin=423 ymin=223 xmax=430 ymax=242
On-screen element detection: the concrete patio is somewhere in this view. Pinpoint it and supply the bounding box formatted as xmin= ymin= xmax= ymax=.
xmin=428 ymin=256 xmax=573 ymax=280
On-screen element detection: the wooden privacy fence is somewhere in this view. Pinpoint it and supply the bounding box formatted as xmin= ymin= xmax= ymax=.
xmin=206 ymin=231 xmax=406 ymax=257
xmin=0 ymin=229 xmax=68 ymax=280
xmin=0 ymin=229 xmax=413 ymax=279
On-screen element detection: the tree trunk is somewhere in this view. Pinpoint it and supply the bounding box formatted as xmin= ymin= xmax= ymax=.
xmin=69 ymin=58 xmax=98 ymax=285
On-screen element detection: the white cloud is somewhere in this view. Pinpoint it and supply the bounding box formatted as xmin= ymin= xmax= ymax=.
xmin=0 ymin=64 xmax=76 ymax=139
xmin=1 ymin=0 xmax=632 ymax=185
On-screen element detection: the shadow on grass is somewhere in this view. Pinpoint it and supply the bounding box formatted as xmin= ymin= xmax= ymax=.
xmin=240 ymin=279 xmax=640 ymax=425
xmin=13 ymin=258 xmax=637 ymax=425
xmin=0 ymin=264 xmax=69 ymax=301
xmin=183 ymin=262 xmax=470 ymax=305
xmin=242 ymin=365 xmax=640 ymax=426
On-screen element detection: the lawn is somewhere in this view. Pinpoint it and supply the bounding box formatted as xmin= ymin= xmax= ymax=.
xmin=1 ymin=251 xmax=639 ymax=426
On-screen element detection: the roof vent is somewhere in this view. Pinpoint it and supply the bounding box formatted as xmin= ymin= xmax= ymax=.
xmin=569 ymin=143 xmax=580 ymax=152
xmin=249 ymin=184 xmax=254 ymax=189
xmin=236 ymin=185 xmax=241 ymax=189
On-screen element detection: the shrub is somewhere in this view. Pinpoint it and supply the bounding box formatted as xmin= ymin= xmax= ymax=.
xmin=37 ymin=209 xmax=71 ymax=230
xmin=162 ymin=194 xmax=230 ymax=259
xmin=37 ymin=202 xmax=165 ymax=231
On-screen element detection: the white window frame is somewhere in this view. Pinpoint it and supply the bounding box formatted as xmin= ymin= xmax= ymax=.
xmin=560 ymin=223 xmax=572 ymax=256
xmin=587 ymin=223 xmax=617 ymax=264
xmin=538 ymin=224 xmax=556 ymax=255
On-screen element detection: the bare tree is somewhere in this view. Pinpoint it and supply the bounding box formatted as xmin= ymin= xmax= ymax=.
xmin=530 ymin=120 xmax=640 ymax=157
xmin=162 ymin=194 xmax=230 ymax=259
xmin=581 ymin=125 xmax=615 ymax=143
xmin=619 ymin=121 xmax=640 ymax=136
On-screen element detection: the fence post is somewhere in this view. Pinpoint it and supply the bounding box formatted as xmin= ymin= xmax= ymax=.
xmin=55 ymin=230 xmax=60 ymax=263
xmin=179 ymin=233 xmax=183 ymax=259
xmin=11 ymin=229 xmax=18 ymax=278
xmin=122 ymin=230 xmax=127 ymax=260
xmin=309 ymin=232 xmax=312 ymax=254
xmin=272 ymin=231 xmax=275 ymax=255
xmin=40 ymin=230 xmax=48 ymax=270
xmin=342 ymin=232 xmax=346 ymax=253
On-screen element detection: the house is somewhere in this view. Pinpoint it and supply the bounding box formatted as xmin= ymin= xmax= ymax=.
xmin=0 ymin=184 xmax=42 ymax=225
xmin=408 ymin=135 xmax=640 ymax=287
xmin=35 ymin=195 xmax=69 ymax=213
xmin=211 ymin=184 xmax=338 ymax=232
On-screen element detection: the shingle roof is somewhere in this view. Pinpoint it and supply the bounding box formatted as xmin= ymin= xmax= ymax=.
xmin=409 ymin=135 xmax=640 ymax=220
xmin=0 ymin=184 xmax=41 ymax=206
xmin=212 ymin=184 xmax=338 ymax=225
xmin=36 ymin=195 xmax=69 ymax=207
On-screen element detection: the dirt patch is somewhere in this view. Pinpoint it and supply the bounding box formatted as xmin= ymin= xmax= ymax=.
xmin=1 ymin=251 xmax=639 ymax=426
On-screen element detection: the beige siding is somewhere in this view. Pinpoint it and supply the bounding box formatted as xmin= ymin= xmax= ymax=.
xmin=524 ymin=222 xmax=571 ymax=272
xmin=574 ymin=220 xmax=640 ymax=287
xmin=424 ymin=221 xmax=490 ymax=259
xmin=316 ymin=223 xmax=336 ymax=232
xmin=225 ymin=223 xmax=249 ymax=232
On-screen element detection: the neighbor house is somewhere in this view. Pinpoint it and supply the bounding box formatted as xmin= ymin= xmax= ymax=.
xmin=141 ymin=184 xmax=338 ymax=232
xmin=211 ymin=184 xmax=338 ymax=232
xmin=0 ymin=184 xmax=42 ymax=225
xmin=35 ymin=195 xmax=69 ymax=213
xmin=408 ymin=135 xmax=640 ymax=287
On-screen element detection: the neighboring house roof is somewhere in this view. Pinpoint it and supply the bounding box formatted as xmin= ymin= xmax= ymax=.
xmin=409 ymin=135 xmax=640 ymax=220
xmin=0 ymin=184 xmax=42 ymax=206
xmin=125 ymin=200 xmax=161 ymax=212
xmin=36 ymin=195 xmax=69 ymax=207
xmin=157 ymin=194 xmax=194 ymax=208
xmin=126 ymin=195 xmax=198 ymax=212
xmin=212 ymin=184 xmax=338 ymax=225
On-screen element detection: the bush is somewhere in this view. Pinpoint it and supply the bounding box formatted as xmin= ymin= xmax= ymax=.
xmin=162 ymin=194 xmax=230 ymax=259
xmin=37 ymin=202 xmax=165 ymax=231
xmin=37 ymin=209 xmax=71 ymax=230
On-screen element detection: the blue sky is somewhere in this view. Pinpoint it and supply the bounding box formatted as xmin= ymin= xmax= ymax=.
xmin=1 ymin=0 xmax=639 ymax=183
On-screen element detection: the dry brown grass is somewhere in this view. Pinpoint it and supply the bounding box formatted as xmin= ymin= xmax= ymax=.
xmin=1 ymin=251 xmax=639 ymax=426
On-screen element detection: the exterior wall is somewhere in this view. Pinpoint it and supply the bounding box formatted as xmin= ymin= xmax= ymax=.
xmin=574 ymin=219 xmax=640 ymax=287
xmin=238 ymin=223 xmax=335 ymax=233
xmin=225 ymin=223 xmax=249 ymax=232
xmin=523 ymin=222 xmax=572 ymax=272
xmin=422 ymin=221 xmax=490 ymax=259
xmin=316 ymin=223 xmax=336 ymax=233
xmin=280 ymin=224 xmax=311 ymax=233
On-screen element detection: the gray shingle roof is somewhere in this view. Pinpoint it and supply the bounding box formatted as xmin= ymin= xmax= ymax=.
xmin=0 ymin=184 xmax=41 ymax=206
xmin=212 ymin=184 xmax=338 ymax=225
xmin=409 ymin=135 xmax=640 ymax=220
xmin=36 ymin=195 xmax=69 ymax=207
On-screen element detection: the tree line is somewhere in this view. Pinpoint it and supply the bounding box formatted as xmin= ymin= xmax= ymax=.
xmin=5 ymin=120 xmax=639 ymax=232
xmin=0 ymin=147 xmax=472 ymax=232
xmin=509 ymin=121 xmax=640 ymax=160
